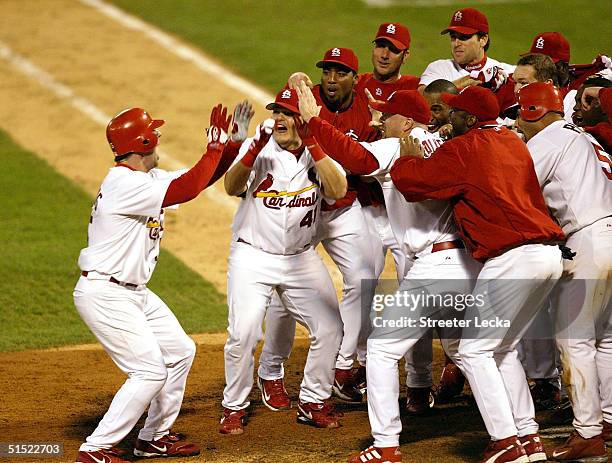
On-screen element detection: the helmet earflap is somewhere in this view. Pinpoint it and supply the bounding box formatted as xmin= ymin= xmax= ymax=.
xmin=106 ymin=108 xmax=165 ymax=157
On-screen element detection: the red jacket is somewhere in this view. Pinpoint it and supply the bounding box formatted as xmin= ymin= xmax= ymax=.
xmin=355 ymin=72 xmax=420 ymax=101
xmin=313 ymin=85 xmax=381 ymax=209
xmin=390 ymin=124 xmax=564 ymax=262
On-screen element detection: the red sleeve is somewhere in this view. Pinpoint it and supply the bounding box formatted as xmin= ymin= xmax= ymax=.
xmin=308 ymin=117 xmax=379 ymax=174
xmin=389 ymin=144 xmax=465 ymax=202
xmin=600 ymin=88 xmax=612 ymax=117
xmin=161 ymin=141 xmax=239 ymax=207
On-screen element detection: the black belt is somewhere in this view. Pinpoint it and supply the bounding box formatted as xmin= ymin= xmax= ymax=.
xmin=81 ymin=271 xmax=139 ymax=289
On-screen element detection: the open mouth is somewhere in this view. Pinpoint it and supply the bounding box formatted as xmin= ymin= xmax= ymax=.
xmin=274 ymin=121 xmax=288 ymax=134
xmin=325 ymin=85 xmax=338 ymax=98
xmin=572 ymin=113 xmax=583 ymax=126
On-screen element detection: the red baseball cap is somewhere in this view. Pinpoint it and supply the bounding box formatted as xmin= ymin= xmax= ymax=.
xmin=522 ymin=32 xmax=570 ymax=63
xmin=441 ymin=86 xmax=499 ymax=121
xmin=517 ymin=82 xmax=564 ymax=121
xmin=266 ymin=87 xmax=299 ymax=114
xmin=316 ymin=47 xmax=359 ymax=74
xmin=370 ymin=90 xmax=431 ymax=125
xmin=441 ymin=8 xmax=489 ymax=35
xmin=373 ymin=23 xmax=411 ymax=50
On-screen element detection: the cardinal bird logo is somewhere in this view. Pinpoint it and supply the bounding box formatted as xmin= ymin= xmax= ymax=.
xmin=253 ymin=173 xmax=274 ymax=197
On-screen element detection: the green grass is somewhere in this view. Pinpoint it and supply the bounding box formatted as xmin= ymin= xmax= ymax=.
xmin=110 ymin=0 xmax=610 ymax=93
xmin=0 ymin=130 xmax=227 ymax=352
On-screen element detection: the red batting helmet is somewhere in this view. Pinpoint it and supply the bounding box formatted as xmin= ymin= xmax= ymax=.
xmin=517 ymin=82 xmax=564 ymax=121
xmin=106 ymin=108 xmax=165 ymax=157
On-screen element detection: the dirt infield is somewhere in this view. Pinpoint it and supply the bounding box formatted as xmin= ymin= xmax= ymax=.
xmin=0 ymin=2 xmax=581 ymax=462
xmin=1 ymin=339 xmax=484 ymax=463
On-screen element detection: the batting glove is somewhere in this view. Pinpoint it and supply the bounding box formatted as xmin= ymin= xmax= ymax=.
xmin=230 ymin=100 xmax=255 ymax=143
xmin=240 ymin=119 xmax=274 ymax=167
xmin=207 ymin=104 xmax=231 ymax=150
xmin=470 ymin=66 xmax=508 ymax=92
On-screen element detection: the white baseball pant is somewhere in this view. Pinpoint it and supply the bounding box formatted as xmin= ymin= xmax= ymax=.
xmin=73 ymin=276 xmax=196 ymax=451
xmin=359 ymin=204 xmax=406 ymax=367
xmin=224 ymin=241 xmax=342 ymax=409
xmin=554 ymin=217 xmax=612 ymax=438
xmin=366 ymin=248 xmax=480 ymax=447
xmin=458 ymin=244 xmax=563 ymax=441
xmin=258 ymin=203 xmax=377 ymax=379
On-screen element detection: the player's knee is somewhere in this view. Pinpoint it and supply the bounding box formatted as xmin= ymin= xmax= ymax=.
xmin=132 ymin=363 xmax=168 ymax=383
xmin=457 ymin=341 xmax=494 ymax=360
xmin=313 ymin=320 xmax=342 ymax=348
xmin=182 ymin=336 xmax=197 ymax=363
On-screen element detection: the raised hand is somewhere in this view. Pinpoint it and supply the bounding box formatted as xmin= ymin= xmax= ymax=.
xmin=288 ymin=72 xmax=314 ymax=90
xmin=231 ymin=100 xmax=255 ymax=143
xmin=296 ymin=80 xmax=321 ymax=123
xmin=365 ymin=88 xmax=384 ymax=128
xmin=469 ymin=66 xmax=508 ymax=92
xmin=207 ymin=104 xmax=231 ymax=147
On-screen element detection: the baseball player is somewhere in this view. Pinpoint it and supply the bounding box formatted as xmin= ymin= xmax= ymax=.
xmin=219 ymin=87 xmax=347 ymax=435
xmin=516 ymin=82 xmax=612 ymax=461
xmin=419 ymin=8 xmax=515 ymax=93
xmin=257 ymin=48 xmax=382 ymax=406
xmin=73 ymin=103 xmax=247 ymax=463
xmin=390 ymin=86 xmax=564 ymax=463
xmin=295 ymin=83 xmax=482 ymax=463
xmin=520 ymin=32 xmax=612 ymax=122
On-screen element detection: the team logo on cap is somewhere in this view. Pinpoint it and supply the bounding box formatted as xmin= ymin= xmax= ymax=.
xmin=535 ymin=37 xmax=545 ymax=49
xmin=281 ymin=89 xmax=292 ymax=99
xmin=454 ymin=11 xmax=463 ymax=21
xmin=331 ymin=48 xmax=341 ymax=57
xmin=386 ymin=24 xmax=396 ymax=34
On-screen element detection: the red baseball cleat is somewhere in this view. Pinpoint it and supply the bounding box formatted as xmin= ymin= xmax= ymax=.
xmin=297 ymin=400 xmax=342 ymax=428
xmin=549 ymin=431 xmax=607 ymax=462
xmin=601 ymin=420 xmax=611 ymax=445
xmin=353 ymin=365 xmax=367 ymax=394
xmin=133 ymin=432 xmax=200 ymax=457
xmin=333 ymin=368 xmax=363 ymax=402
xmin=75 ymin=448 xmax=129 ymax=463
xmin=518 ymin=433 xmax=546 ymax=462
xmin=219 ymin=408 xmax=247 ymax=435
xmin=405 ymin=387 xmax=434 ymax=415
xmin=436 ymin=362 xmax=466 ymax=404
xmin=257 ymin=376 xmax=291 ymax=411
xmin=348 ymin=445 xmax=402 ymax=463
xmin=480 ymin=436 xmax=529 ymax=463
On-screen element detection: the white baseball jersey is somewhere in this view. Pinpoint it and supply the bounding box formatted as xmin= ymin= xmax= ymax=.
xmin=360 ymin=128 xmax=458 ymax=259
xmin=419 ymin=57 xmax=515 ymax=87
xmin=231 ymin=137 xmax=340 ymax=255
xmin=526 ymin=120 xmax=612 ymax=236
xmin=77 ymin=166 xmax=174 ymax=285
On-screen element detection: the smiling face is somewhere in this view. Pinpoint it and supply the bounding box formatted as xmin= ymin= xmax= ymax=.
xmin=449 ymin=31 xmax=487 ymax=66
xmin=572 ymin=86 xmax=606 ymax=127
xmin=371 ymin=39 xmax=408 ymax=82
xmin=424 ymin=92 xmax=453 ymax=130
xmin=271 ymin=108 xmax=301 ymax=150
xmin=513 ymin=64 xmax=540 ymax=96
xmin=320 ymin=64 xmax=357 ymax=111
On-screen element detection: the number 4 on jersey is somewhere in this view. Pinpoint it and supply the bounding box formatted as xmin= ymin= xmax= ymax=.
xmin=300 ymin=206 xmax=317 ymax=228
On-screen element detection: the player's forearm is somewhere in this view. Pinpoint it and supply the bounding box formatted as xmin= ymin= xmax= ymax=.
xmin=224 ymin=162 xmax=251 ymax=197
xmin=315 ymin=157 xmax=347 ymax=200
xmin=308 ymin=117 xmax=379 ymax=174
xmin=161 ymin=145 xmax=224 ymax=207
xmin=206 ymin=140 xmax=242 ymax=188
